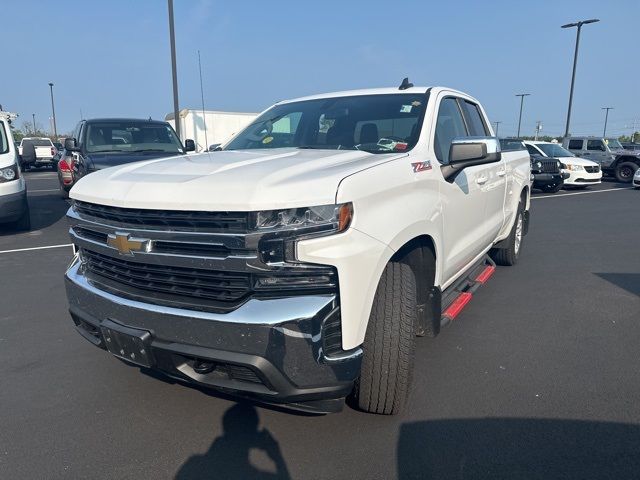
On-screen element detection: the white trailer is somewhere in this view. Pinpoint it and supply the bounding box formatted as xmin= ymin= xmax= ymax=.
xmin=165 ymin=109 xmax=257 ymax=152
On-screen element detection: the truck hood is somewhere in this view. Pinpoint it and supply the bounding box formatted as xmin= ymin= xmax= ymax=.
xmin=84 ymin=151 xmax=182 ymax=172
xmin=70 ymin=148 xmax=405 ymax=210
xmin=558 ymin=156 xmax=598 ymax=167
xmin=612 ymin=149 xmax=640 ymax=157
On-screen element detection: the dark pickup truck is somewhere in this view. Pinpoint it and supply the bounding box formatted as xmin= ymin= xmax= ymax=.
xmin=58 ymin=118 xmax=195 ymax=198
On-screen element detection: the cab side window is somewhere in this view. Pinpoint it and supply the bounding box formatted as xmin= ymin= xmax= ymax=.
xmin=434 ymin=98 xmax=468 ymax=163
xmin=587 ymin=140 xmax=605 ymax=151
xmin=460 ymin=101 xmax=489 ymax=136
xmin=568 ymin=139 xmax=583 ymax=150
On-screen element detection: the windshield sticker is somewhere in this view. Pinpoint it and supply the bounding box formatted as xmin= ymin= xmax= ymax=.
xmin=394 ymin=142 xmax=408 ymax=151
xmin=400 ymin=105 xmax=413 ymax=113
xmin=262 ymin=136 xmax=274 ymax=144
xmin=412 ymin=161 xmax=432 ymax=173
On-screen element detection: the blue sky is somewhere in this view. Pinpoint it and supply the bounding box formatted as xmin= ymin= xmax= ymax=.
xmin=2 ymin=0 xmax=638 ymax=138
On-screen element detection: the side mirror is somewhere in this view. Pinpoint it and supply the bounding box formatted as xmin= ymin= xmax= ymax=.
xmin=64 ymin=137 xmax=79 ymax=152
xmin=184 ymin=139 xmax=196 ymax=152
xmin=442 ymin=137 xmax=501 ymax=182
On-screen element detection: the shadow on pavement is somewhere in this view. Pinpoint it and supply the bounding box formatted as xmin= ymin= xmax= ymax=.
xmin=398 ymin=417 xmax=640 ymax=479
xmin=175 ymin=403 xmax=291 ymax=480
xmin=0 ymin=192 xmax=68 ymax=237
xmin=594 ymin=273 xmax=640 ymax=297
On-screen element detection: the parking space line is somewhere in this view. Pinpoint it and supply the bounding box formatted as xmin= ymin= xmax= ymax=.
xmin=532 ymin=187 xmax=634 ymax=200
xmin=0 ymin=244 xmax=73 ymax=255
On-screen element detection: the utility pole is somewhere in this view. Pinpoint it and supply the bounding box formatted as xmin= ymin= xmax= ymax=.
xmin=167 ymin=0 xmax=181 ymax=140
xmin=198 ymin=50 xmax=208 ymax=151
xmin=515 ymin=93 xmax=530 ymax=138
xmin=32 ymin=113 xmax=36 ymax=134
xmin=48 ymin=82 xmax=58 ymax=140
xmin=561 ymin=19 xmax=600 ymax=138
xmin=493 ymin=121 xmax=502 ymax=137
xmin=601 ymin=107 xmax=613 ymax=137
xmin=535 ymin=121 xmax=543 ymax=141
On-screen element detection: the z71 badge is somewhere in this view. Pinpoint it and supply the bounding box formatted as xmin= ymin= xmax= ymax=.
xmin=411 ymin=161 xmax=432 ymax=173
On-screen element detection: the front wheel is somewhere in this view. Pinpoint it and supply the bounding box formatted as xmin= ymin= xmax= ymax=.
xmin=615 ymin=162 xmax=639 ymax=183
xmin=541 ymin=183 xmax=562 ymax=193
xmin=492 ymin=201 xmax=524 ymax=266
xmin=355 ymin=262 xmax=417 ymax=415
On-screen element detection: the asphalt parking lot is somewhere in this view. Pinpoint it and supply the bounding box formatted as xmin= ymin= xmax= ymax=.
xmin=1 ymin=171 xmax=639 ymax=479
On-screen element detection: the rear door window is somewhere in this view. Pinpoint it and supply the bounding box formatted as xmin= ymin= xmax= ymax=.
xmin=460 ymin=101 xmax=488 ymax=136
xmin=525 ymin=144 xmax=541 ymax=156
xmin=568 ymin=139 xmax=583 ymax=150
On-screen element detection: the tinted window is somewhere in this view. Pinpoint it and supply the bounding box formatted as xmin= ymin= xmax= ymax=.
xmin=461 ymin=101 xmax=488 ymax=136
xmin=434 ymin=98 xmax=468 ymax=163
xmin=84 ymin=121 xmax=183 ymax=154
xmin=525 ymin=144 xmax=541 ymax=155
xmin=225 ymin=94 xmax=427 ymax=154
xmin=500 ymin=139 xmax=525 ymax=151
xmin=587 ymin=140 xmax=605 ymax=151
xmin=0 ymin=122 xmax=8 ymax=154
xmin=568 ymin=139 xmax=583 ymax=150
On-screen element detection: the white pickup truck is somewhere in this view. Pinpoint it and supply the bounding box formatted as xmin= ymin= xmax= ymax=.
xmin=19 ymin=137 xmax=56 ymax=170
xmin=64 ymin=83 xmax=531 ymax=414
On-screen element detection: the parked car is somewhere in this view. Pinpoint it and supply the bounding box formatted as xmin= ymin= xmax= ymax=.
xmin=563 ymin=136 xmax=640 ymax=183
xmin=65 ymin=84 xmax=531 ymax=414
xmin=19 ymin=137 xmax=57 ymax=170
xmin=0 ymin=114 xmax=30 ymax=231
xmin=621 ymin=143 xmax=640 ymax=151
xmin=633 ymin=168 xmax=640 ymax=189
xmin=501 ymin=138 xmax=564 ymax=193
xmin=58 ymin=118 xmax=194 ymax=198
xmin=524 ymin=141 xmax=601 ymax=189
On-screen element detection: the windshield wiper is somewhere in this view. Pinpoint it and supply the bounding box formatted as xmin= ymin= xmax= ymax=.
xmin=89 ymin=149 xmax=125 ymax=153
xmin=131 ymin=148 xmax=170 ymax=153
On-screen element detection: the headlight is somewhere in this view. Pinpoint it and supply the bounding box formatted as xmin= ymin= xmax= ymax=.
xmin=254 ymin=203 xmax=353 ymax=233
xmin=566 ymin=163 xmax=584 ymax=171
xmin=536 ymin=161 xmax=543 ymax=169
xmin=0 ymin=165 xmax=19 ymax=182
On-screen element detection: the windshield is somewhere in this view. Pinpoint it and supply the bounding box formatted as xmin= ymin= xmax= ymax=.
xmin=0 ymin=122 xmax=8 ymax=154
xmin=84 ymin=121 xmax=183 ymax=154
xmin=225 ymin=94 xmax=428 ymax=154
xmin=605 ymin=138 xmax=623 ymax=150
xmin=537 ymin=143 xmax=575 ymax=158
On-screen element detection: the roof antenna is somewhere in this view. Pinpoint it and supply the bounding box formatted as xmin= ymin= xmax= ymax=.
xmin=399 ymin=77 xmax=413 ymax=90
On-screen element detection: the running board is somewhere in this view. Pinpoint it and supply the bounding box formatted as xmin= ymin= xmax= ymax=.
xmin=440 ymin=255 xmax=496 ymax=328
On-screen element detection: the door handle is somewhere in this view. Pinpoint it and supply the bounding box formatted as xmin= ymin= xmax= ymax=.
xmin=475 ymin=176 xmax=488 ymax=185
xmin=497 ymin=169 xmax=506 ymax=177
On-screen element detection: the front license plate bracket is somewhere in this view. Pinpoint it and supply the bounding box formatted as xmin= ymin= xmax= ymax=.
xmin=100 ymin=319 xmax=154 ymax=368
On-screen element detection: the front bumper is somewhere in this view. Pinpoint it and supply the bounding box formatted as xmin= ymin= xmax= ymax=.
xmin=65 ymin=258 xmax=362 ymax=412
xmin=532 ymin=173 xmax=564 ymax=188
xmin=564 ymin=170 xmax=602 ymax=186
xmin=0 ymin=189 xmax=28 ymax=223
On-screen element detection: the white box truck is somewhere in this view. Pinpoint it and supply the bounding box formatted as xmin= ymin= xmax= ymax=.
xmin=165 ymin=109 xmax=257 ymax=152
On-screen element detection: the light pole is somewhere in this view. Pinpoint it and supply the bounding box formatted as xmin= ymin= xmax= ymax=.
xmin=601 ymin=107 xmax=613 ymax=137
xmin=167 ymin=0 xmax=181 ymax=140
xmin=535 ymin=121 xmax=543 ymax=141
xmin=48 ymin=82 xmax=58 ymax=140
xmin=32 ymin=113 xmax=36 ymax=134
xmin=515 ymin=93 xmax=530 ymax=138
xmin=561 ymin=18 xmax=600 ymax=138
xmin=493 ymin=121 xmax=502 ymax=137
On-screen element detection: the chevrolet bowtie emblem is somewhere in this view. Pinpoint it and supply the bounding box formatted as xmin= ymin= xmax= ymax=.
xmin=107 ymin=232 xmax=150 ymax=255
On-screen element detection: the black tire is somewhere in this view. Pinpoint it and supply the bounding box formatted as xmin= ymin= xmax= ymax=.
xmin=12 ymin=206 xmax=31 ymax=232
xmin=60 ymin=182 xmax=70 ymax=199
xmin=615 ymin=162 xmax=639 ymax=183
xmin=492 ymin=201 xmax=524 ymax=266
xmin=356 ymin=262 xmax=417 ymax=415
xmin=541 ymin=183 xmax=562 ymax=193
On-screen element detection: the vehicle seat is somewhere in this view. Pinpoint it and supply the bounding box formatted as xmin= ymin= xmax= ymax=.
xmin=326 ymin=121 xmax=354 ymax=148
xmin=360 ymin=123 xmax=379 ymax=144
xmin=88 ymin=129 xmax=106 ymax=147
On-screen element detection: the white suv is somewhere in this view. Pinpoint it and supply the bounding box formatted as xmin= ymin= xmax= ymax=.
xmin=524 ymin=141 xmax=602 ymax=188
xmin=0 ymin=113 xmax=30 ymax=230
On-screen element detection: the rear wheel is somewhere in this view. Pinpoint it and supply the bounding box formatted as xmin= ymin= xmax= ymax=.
xmin=492 ymin=200 xmax=524 ymax=266
xmin=615 ymin=162 xmax=638 ymax=183
xmin=356 ymin=262 xmax=417 ymax=415
xmin=59 ymin=182 xmax=70 ymax=199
